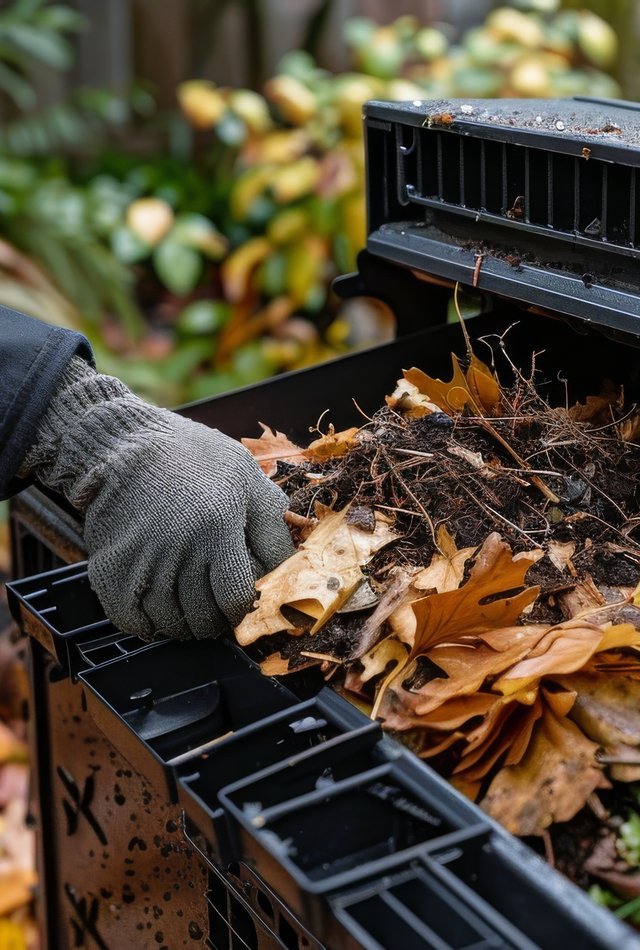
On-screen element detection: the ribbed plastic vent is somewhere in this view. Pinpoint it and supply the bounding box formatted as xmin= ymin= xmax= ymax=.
xmin=395 ymin=124 xmax=639 ymax=251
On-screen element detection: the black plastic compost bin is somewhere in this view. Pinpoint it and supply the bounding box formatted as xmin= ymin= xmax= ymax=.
xmin=8 ymin=96 xmax=640 ymax=950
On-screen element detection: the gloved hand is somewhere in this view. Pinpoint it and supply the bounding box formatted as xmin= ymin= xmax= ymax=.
xmin=19 ymin=358 xmax=294 ymax=641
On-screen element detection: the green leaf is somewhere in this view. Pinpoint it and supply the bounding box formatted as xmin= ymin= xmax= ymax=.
xmin=172 ymin=213 xmax=227 ymax=260
xmin=8 ymin=0 xmax=47 ymax=18
xmin=111 ymin=225 xmax=150 ymax=264
xmin=160 ymin=339 xmax=215 ymax=384
xmin=38 ymin=5 xmax=87 ymax=33
xmin=0 ymin=61 xmax=36 ymax=109
xmin=153 ymin=239 xmax=202 ymax=295
xmin=343 ymin=17 xmax=377 ymax=49
xmin=2 ymin=23 xmax=74 ymax=70
xmin=178 ymin=300 xmax=230 ymax=335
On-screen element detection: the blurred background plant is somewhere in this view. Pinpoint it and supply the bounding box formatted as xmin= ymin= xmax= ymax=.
xmin=0 ymin=0 xmax=627 ymax=410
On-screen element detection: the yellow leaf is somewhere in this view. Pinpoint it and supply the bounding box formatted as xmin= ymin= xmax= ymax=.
xmin=177 ymin=80 xmax=226 ymax=128
xmin=404 ymin=358 xmax=474 ymax=415
xmin=235 ymin=507 xmax=396 ymax=645
xmin=381 ymin=625 xmax=547 ymax=719
xmin=305 ymin=427 xmax=359 ymax=461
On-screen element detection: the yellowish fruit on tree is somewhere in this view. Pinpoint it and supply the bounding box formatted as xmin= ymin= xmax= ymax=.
xmin=415 ymin=27 xmax=449 ymax=62
xmin=178 ymin=80 xmax=226 ymax=129
xmin=357 ymin=26 xmax=405 ymax=80
xmin=228 ymin=89 xmax=272 ymax=134
xmin=243 ymin=129 xmax=309 ymax=165
xmin=509 ymin=56 xmax=551 ymax=97
xmin=487 ymin=7 xmax=545 ymax=49
xmin=271 ymin=157 xmax=320 ymax=204
xmin=577 ymin=11 xmax=617 ymax=69
xmin=126 ymin=198 xmax=174 ymax=247
xmin=334 ymin=75 xmax=381 ymax=138
xmin=264 ymin=75 xmax=317 ymax=125
xmin=386 ymin=79 xmax=426 ymax=102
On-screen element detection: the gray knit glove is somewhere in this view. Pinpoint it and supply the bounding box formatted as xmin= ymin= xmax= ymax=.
xmin=19 ymin=358 xmax=294 ymax=641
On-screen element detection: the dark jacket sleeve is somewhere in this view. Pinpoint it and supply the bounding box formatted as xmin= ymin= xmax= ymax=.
xmin=0 ymin=306 xmax=93 ymax=499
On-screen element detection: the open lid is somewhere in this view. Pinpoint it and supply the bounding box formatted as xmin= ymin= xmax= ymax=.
xmin=364 ymin=97 xmax=640 ymax=338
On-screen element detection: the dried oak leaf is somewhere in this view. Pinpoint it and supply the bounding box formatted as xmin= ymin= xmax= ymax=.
xmin=404 ymin=349 xmax=501 ymax=417
xmin=388 ymin=527 xmax=476 ymax=646
xmin=235 ymin=506 xmax=396 ymax=646
xmin=381 ymin=624 xmax=547 ymax=720
xmin=494 ymin=621 xmax=640 ymax=696
xmin=408 ymin=533 xmax=542 ymax=657
xmin=479 ymin=698 xmax=608 ymax=836
xmin=241 ymin=423 xmax=306 ymax=476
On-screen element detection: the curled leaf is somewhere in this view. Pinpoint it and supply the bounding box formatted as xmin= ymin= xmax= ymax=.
xmin=235 ymin=507 xmax=396 ymax=645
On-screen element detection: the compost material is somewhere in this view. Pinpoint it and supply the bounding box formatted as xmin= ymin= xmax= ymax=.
xmin=237 ymin=319 xmax=640 ymax=908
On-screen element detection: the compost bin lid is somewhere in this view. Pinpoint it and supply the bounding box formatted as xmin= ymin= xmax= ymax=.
xmin=364 ymin=96 xmax=640 ymax=339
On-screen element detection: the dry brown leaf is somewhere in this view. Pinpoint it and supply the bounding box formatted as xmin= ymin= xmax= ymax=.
xmin=382 ymin=692 xmax=497 ymax=736
xmin=568 ymin=392 xmax=619 ymax=423
xmin=235 ymin=507 xmax=396 ymax=645
xmin=349 ymin=569 xmax=415 ymax=661
xmin=381 ymin=624 xmax=547 ymax=719
xmin=479 ymin=703 xmax=608 ymax=836
xmin=305 ymin=427 xmax=359 ymax=461
xmin=558 ymin=672 xmax=640 ymax=782
xmin=409 ymin=533 xmax=542 ymax=658
xmin=385 ymin=378 xmax=440 ymax=418
xmin=346 ymin=637 xmax=408 ymax=693
xmin=414 ymin=526 xmax=476 ymax=595
xmin=547 ymin=540 xmax=576 ymax=574
xmin=404 ymin=349 xmax=501 ymax=417
xmin=494 ymin=621 xmax=640 ymax=695
xmin=557 ymin=575 xmax=606 ymax=619
xmin=619 ymin=412 xmax=640 ymax=444
xmin=241 ymin=423 xmax=307 ymax=476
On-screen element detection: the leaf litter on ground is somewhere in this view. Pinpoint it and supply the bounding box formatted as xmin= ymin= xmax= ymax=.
xmin=237 ymin=303 xmax=640 ymax=908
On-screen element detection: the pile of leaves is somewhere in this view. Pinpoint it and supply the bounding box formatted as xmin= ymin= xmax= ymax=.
xmin=237 ymin=313 xmax=640 ymax=908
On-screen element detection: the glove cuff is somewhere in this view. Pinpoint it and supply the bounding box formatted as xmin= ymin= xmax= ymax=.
xmin=19 ymin=356 xmax=166 ymax=510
